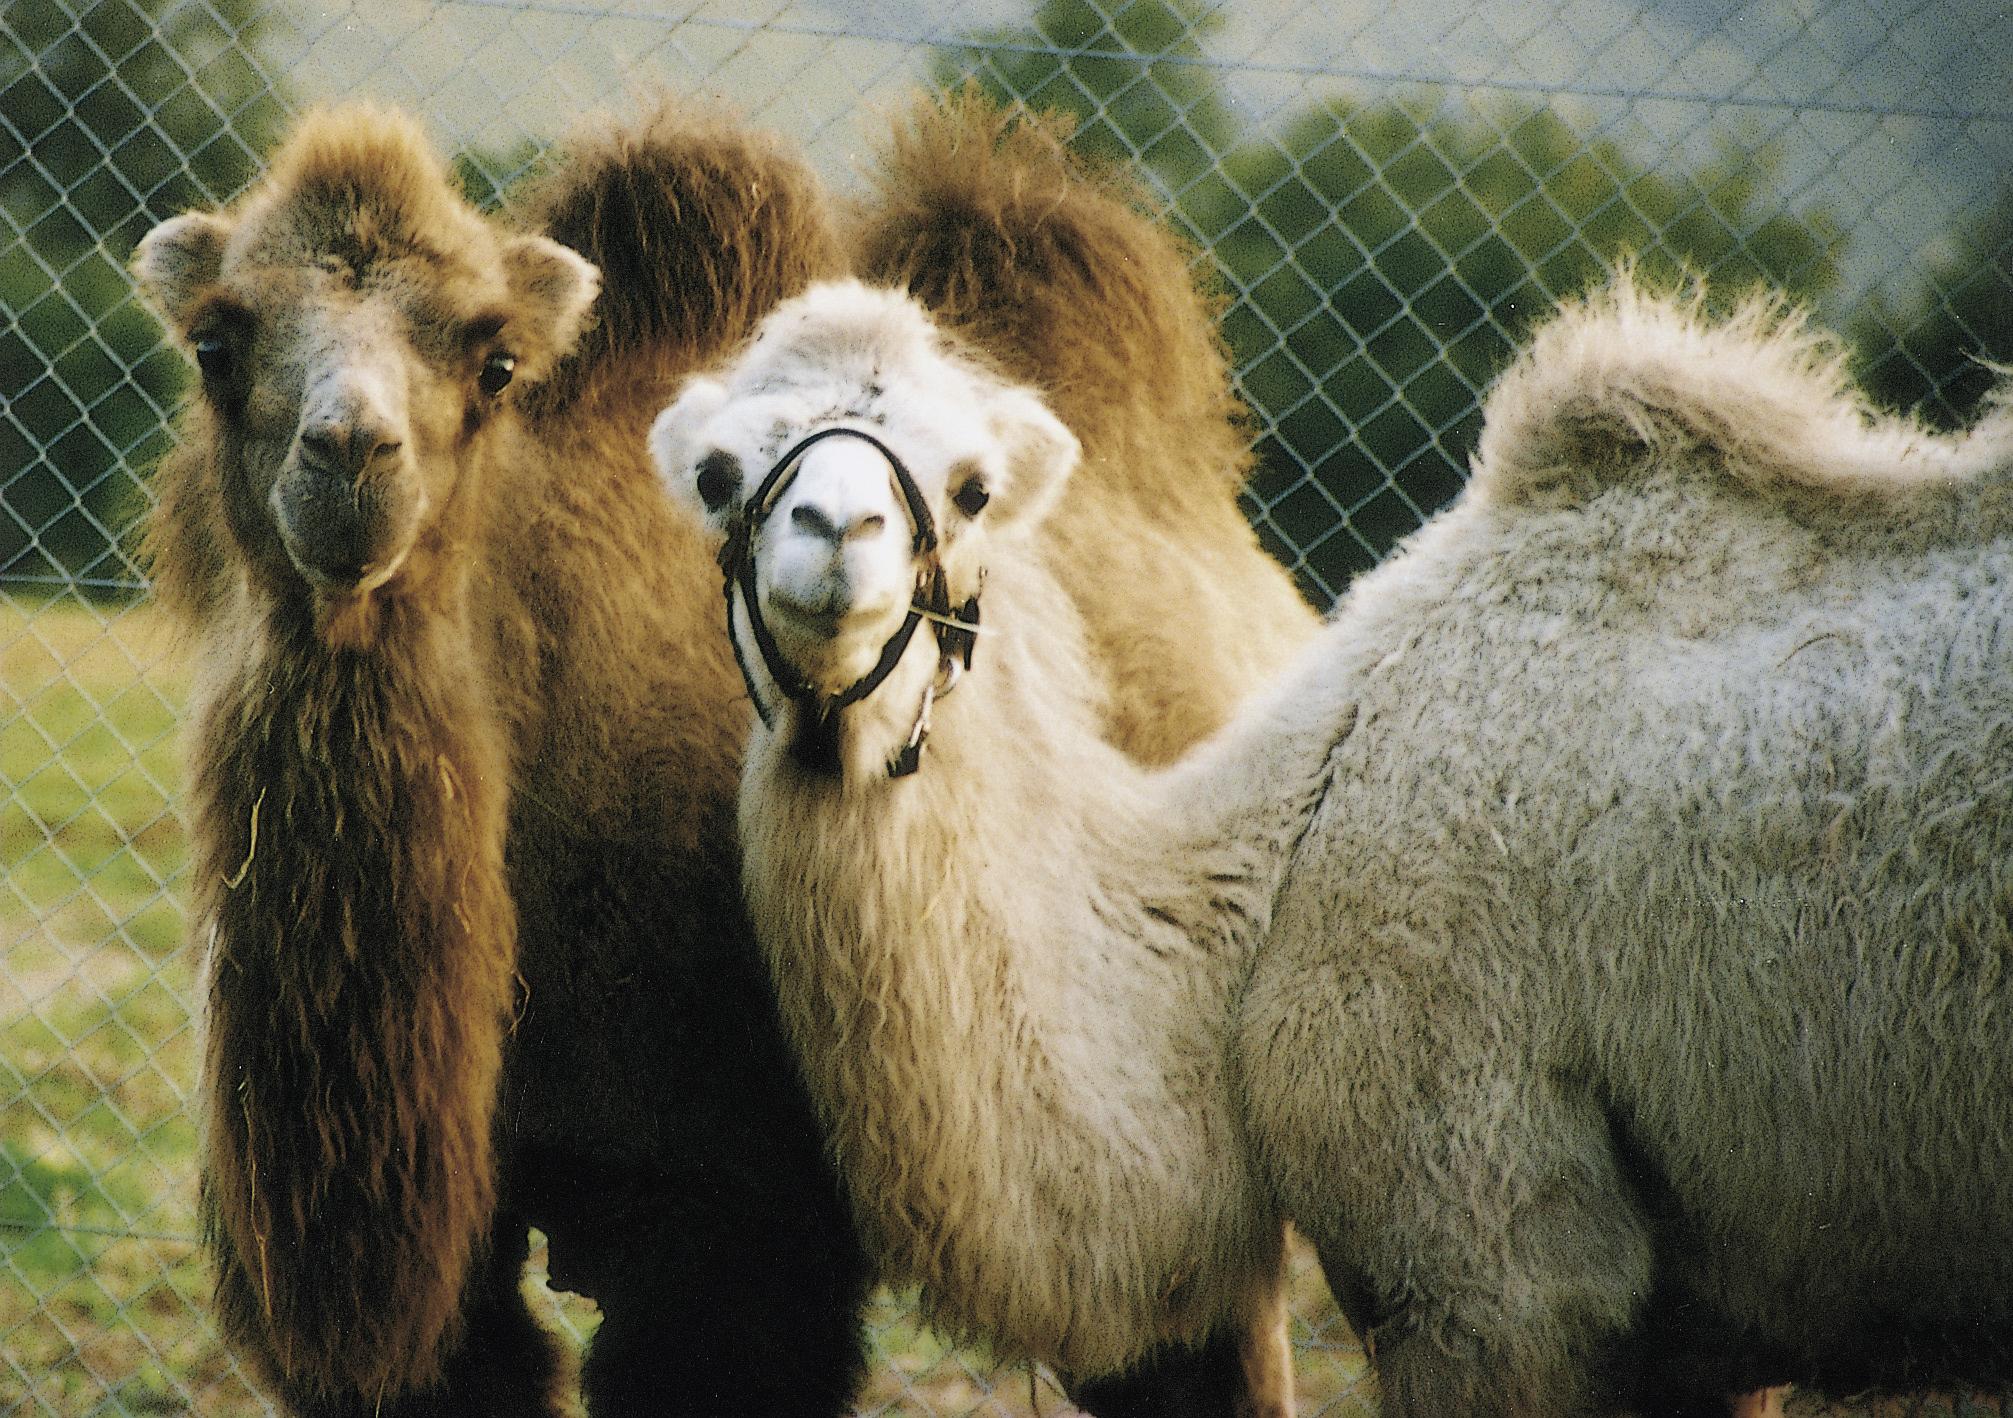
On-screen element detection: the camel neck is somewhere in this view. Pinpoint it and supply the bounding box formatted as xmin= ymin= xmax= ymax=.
xmin=189 ymin=579 xmax=518 ymax=1391
xmin=196 ymin=582 xmax=516 ymax=986
xmin=738 ymin=555 xmax=1299 ymax=1375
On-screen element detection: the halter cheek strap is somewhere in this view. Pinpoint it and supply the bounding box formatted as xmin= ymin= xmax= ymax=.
xmin=716 ymin=425 xmax=980 ymax=780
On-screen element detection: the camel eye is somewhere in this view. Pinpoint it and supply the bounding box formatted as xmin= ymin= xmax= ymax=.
xmin=479 ymin=352 xmax=517 ymax=396
xmin=194 ymin=333 xmax=232 ymax=384
xmin=952 ymin=476 xmax=991 ymax=518
xmin=696 ymin=449 xmax=742 ymax=513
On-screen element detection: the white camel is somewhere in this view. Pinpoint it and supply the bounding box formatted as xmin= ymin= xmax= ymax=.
xmin=649 ymin=275 xmax=2013 ymax=1416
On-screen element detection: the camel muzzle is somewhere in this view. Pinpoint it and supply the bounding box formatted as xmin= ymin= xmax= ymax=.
xmin=270 ymin=450 xmax=417 ymax=595
xmin=719 ymin=424 xmax=979 ymax=779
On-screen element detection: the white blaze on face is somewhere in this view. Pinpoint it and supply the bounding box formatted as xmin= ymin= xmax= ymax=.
xmin=297 ymin=359 xmax=410 ymax=473
xmin=755 ymin=434 xmax=917 ymax=697
xmin=267 ymin=299 xmax=424 ymax=592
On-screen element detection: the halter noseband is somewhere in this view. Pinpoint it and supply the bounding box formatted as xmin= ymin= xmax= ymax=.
xmin=716 ymin=425 xmax=980 ymax=779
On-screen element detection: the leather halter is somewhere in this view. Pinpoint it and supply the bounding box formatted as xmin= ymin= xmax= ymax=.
xmin=716 ymin=425 xmax=980 ymax=779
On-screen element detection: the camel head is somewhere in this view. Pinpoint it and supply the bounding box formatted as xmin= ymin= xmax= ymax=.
xmin=651 ymin=280 xmax=1078 ymax=776
xmin=133 ymin=104 xmax=598 ymax=631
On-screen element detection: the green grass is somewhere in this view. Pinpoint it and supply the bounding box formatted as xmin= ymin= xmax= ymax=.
xmin=0 ymin=593 xmax=1381 ymax=1417
xmin=0 ymin=593 xmax=241 ymax=1415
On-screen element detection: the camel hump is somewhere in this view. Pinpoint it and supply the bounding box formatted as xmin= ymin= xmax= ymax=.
xmin=855 ymin=89 xmax=1254 ymax=498
xmin=513 ymin=97 xmax=844 ymax=417
xmin=1470 ymin=274 xmax=2013 ymax=515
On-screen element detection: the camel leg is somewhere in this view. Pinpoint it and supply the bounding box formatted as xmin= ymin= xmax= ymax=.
xmin=572 ymin=1190 xmax=870 ymax=1417
xmin=1632 ymin=1386 xmax=1789 ymax=1418
xmin=1325 ymin=1080 xmax=1652 ymax=1417
xmin=1232 ymin=1246 xmax=1296 ymax=1418
xmin=399 ymin=1217 xmax=570 ymax=1418
xmin=1065 ymin=1332 xmax=1251 ymax=1418
xmin=1064 ymin=1242 xmax=1296 ymax=1418
xmin=512 ymin=931 xmax=874 ymax=1417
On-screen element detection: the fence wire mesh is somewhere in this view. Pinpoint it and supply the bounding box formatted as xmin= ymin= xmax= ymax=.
xmin=3 ymin=1 xmax=2011 ymax=1414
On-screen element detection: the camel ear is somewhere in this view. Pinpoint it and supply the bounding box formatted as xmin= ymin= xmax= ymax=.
xmin=133 ymin=212 xmax=232 ymax=334
xmin=649 ymin=376 xmax=740 ymax=531
xmin=499 ymin=234 xmax=600 ymax=382
xmin=983 ymin=385 xmax=1078 ymax=531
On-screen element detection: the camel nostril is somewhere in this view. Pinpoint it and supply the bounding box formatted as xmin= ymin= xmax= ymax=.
xmin=790 ymin=505 xmax=888 ymax=543
xmin=299 ymin=425 xmax=345 ymax=466
xmin=792 ymin=504 xmax=840 ymax=541
xmin=300 ymin=424 xmax=403 ymax=479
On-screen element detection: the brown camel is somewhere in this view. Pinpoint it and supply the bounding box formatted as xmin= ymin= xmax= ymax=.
xmin=136 ymin=100 xmax=869 ymax=1416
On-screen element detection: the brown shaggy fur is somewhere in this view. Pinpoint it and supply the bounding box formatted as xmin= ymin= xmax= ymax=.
xmin=147 ymin=107 xmax=546 ymax=1402
xmin=141 ymin=101 xmax=860 ymax=1415
xmin=190 ymin=594 xmax=520 ymax=1400
xmin=519 ymin=107 xmax=838 ymax=417
xmin=852 ymin=92 xmax=1317 ymax=767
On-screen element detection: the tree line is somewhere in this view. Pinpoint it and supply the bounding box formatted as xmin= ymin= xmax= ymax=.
xmin=5 ymin=0 xmax=2006 ymax=600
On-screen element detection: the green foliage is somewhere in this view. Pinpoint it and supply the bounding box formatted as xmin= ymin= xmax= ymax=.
xmin=1200 ymin=97 xmax=1842 ymax=585
xmin=938 ymin=0 xmax=1846 ymax=593
xmin=1853 ymin=186 xmax=2013 ymax=428
xmin=935 ymin=0 xmax=1238 ymax=192
xmin=1 ymin=0 xmax=289 ymax=593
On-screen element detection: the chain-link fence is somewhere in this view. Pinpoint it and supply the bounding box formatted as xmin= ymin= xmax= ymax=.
xmin=4 ymin=1 xmax=2010 ymax=1414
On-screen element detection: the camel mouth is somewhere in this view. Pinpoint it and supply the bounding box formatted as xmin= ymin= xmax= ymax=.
xmin=766 ymin=585 xmax=905 ymax=640
xmin=763 ymin=587 xmax=846 ymax=637
xmin=293 ymin=543 xmax=412 ymax=599
xmin=279 ymin=528 xmax=411 ymax=598
xmin=762 ymin=591 xmax=911 ymax=697
xmin=270 ymin=462 xmax=423 ymax=598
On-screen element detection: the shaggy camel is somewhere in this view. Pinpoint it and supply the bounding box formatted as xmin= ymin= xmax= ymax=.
xmin=136 ymin=96 xmax=1315 ymax=1415
xmin=848 ymin=97 xmax=1318 ymax=1411
xmin=652 ymin=274 xmax=2013 ymax=1416
xmin=136 ymin=102 xmax=868 ymax=1416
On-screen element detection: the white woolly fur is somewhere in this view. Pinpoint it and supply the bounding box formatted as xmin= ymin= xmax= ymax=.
xmin=655 ymin=280 xmax=1329 ymax=1374
xmin=659 ymin=275 xmax=2013 ymax=1412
